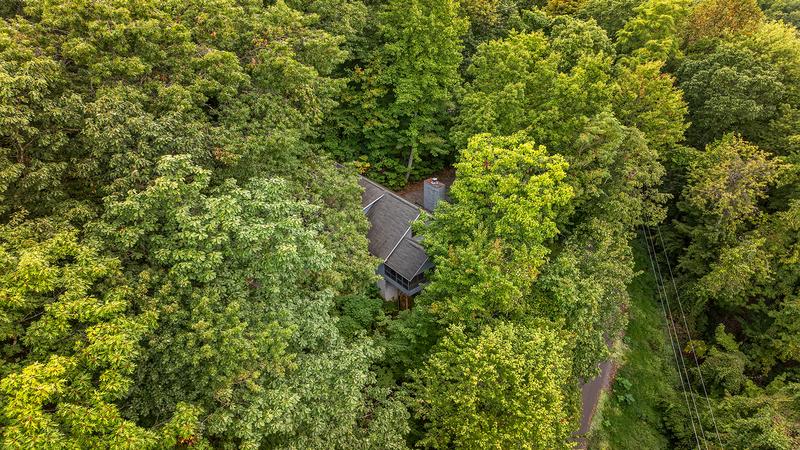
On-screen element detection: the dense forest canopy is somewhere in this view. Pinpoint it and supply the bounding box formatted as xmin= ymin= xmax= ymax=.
xmin=0 ymin=0 xmax=798 ymax=448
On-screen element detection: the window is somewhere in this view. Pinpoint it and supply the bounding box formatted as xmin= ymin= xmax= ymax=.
xmin=384 ymin=265 xmax=427 ymax=291
xmin=384 ymin=265 xmax=411 ymax=290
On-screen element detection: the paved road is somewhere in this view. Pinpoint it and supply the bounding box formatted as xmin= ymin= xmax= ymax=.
xmin=574 ymin=359 xmax=616 ymax=449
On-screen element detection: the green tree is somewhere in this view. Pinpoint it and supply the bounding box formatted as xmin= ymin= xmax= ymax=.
xmin=458 ymin=0 xmax=532 ymax=57
xmin=674 ymin=134 xmax=798 ymax=377
xmin=550 ymin=15 xmax=616 ymax=71
xmin=613 ymin=60 xmax=689 ymax=158
xmin=453 ymin=27 xmax=667 ymax=227
xmin=759 ymin=0 xmax=800 ymax=28
xmin=0 ymin=221 xmax=177 ymax=448
xmin=0 ymin=0 xmax=349 ymax=220
xmin=90 ymin=155 xmax=406 ymax=448
xmin=420 ymin=231 xmax=529 ymax=325
xmin=378 ymin=306 xmax=442 ymax=383
xmin=566 ymin=113 xmax=668 ymax=226
xmin=665 ymin=326 xmax=800 ymax=449
xmin=615 ymin=0 xmax=691 ymax=62
xmin=678 ymin=22 xmax=800 ymax=151
xmin=1 ymin=2 xmax=406 ymax=447
xmin=452 ymin=30 xmax=615 ymax=154
xmin=695 ymin=201 xmax=800 ymax=370
xmin=579 ymin=0 xmax=644 ymax=38
xmin=324 ymin=0 xmax=467 ymax=187
xmin=409 ymin=323 xmax=576 ymax=449
xmin=709 ymin=383 xmax=800 ymax=449
xmin=681 ymin=134 xmax=786 ymax=241
xmin=676 ymin=134 xmax=785 ymax=296
xmin=531 ymin=218 xmax=636 ymax=379
xmin=285 ymin=0 xmax=368 ymax=53
xmin=418 ymin=133 xmax=573 ymax=324
xmin=381 ymin=0 xmax=466 ymax=183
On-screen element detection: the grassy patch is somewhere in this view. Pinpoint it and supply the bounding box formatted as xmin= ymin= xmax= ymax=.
xmin=588 ymin=238 xmax=681 ymax=449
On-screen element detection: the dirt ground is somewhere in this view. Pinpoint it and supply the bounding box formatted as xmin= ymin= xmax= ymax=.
xmin=574 ymin=359 xmax=618 ymax=448
xmin=397 ymin=167 xmax=455 ymax=208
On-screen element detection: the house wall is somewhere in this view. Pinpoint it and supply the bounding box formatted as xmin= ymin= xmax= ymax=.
xmin=377 ymin=278 xmax=400 ymax=301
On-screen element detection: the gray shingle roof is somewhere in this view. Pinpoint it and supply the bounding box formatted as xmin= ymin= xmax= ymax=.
xmin=386 ymin=236 xmax=431 ymax=279
xmin=358 ymin=176 xmax=431 ymax=281
xmin=360 ymin=177 xmax=386 ymax=208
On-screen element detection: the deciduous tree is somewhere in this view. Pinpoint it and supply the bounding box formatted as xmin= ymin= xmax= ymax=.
xmin=409 ymin=323 xmax=576 ymax=449
xmin=686 ymin=0 xmax=764 ymax=44
xmin=324 ymin=0 xmax=467 ymax=187
xmin=615 ymin=0 xmax=691 ymax=62
xmin=418 ymin=133 xmax=573 ymax=324
xmin=90 ymin=155 xmax=407 ymax=448
xmin=0 ymin=222 xmax=171 ymax=448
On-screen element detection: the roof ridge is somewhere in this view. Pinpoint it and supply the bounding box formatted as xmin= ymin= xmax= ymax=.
xmin=405 ymin=236 xmax=425 ymax=250
xmin=359 ymin=175 xmax=424 ymax=213
xmin=384 ymin=213 xmax=420 ymax=262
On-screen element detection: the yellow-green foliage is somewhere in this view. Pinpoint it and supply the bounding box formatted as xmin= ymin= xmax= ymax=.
xmin=0 ymin=224 xmax=162 ymax=448
xmin=409 ymin=323 xmax=576 ymax=449
xmin=418 ymin=133 xmax=573 ymax=325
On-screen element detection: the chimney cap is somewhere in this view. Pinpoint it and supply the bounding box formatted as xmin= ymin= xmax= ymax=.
xmin=427 ymin=177 xmax=442 ymax=185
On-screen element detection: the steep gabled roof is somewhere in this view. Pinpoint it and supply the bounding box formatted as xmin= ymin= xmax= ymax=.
xmin=386 ymin=236 xmax=432 ymax=280
xmin=361 ymin=177 xmax=386 ymax=208
xmin=358 ymin=176 xmax=431 ymax=280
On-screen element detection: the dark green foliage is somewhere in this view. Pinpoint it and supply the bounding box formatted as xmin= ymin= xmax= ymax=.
xmin=664 ymin=133 xmax=800 ymax=447
xmin=378 ymin=307 xmax=442 ymax=382
xmin=452 ymin=27 xmax=671 ymax=227
xmin=2 ymin=0 xmax=800 ymax=447
xmin=709 ymin=383 xmax=800 ymax=449
xmin=0 ymin=0 xmax=349 ymax=221
xmin=322 ymin=0 xmax=466 ymax=187
xmin=679 ymin=21 xmax=800 ymax=152
xmin=0 ymin=1 xmax=21 ymax=18
xmin=0 ymin=1 xmax=405 ymax=447
xmin=336 ymin=293 xmax=385 ymax=339
xmin=579 ymin=0 xmax=644 ymax=37
xmin=459 ymin=0 xmax=536 ymax=56
xmin=760 ymin=0 xmax=800 ymax=27
xmin=533 ymin=219 xmax=636 ymax=379
xmin=663 ymin=326 xmax=800 ymax=448
xmin=89 ymin=155 xmax=405 ymax=448
xmin=679 ymin=42 xmax=787 ymax=148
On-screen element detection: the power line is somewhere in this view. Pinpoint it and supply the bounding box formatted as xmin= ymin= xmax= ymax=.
xmin=655 ymin=224 xmax=724 ymax=449
xmin=640 ymin=225 xmax=703 ymax=450
xmin=643 ymin=225 xmax=709 ymax=449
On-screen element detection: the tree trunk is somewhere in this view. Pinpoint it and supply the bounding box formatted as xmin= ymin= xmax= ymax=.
xmin=405 ymin=147 xmax=414 ymax=184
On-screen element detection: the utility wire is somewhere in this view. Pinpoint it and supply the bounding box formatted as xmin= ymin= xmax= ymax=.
xmin=655 ymin=224 xmax=724 ymax=449
xmin=640 ymin=225 xmax=703 ymax=450
xmin=644 ymin=226 xmax=709 ymax=449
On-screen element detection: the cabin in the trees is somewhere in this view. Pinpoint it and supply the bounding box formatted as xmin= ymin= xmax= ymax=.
xmin=359 ymin=176 xmax=446 ymax=304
